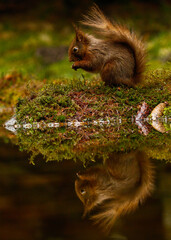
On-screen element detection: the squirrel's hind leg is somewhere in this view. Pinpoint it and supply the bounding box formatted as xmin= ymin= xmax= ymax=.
xmin=101 ymin=61 xmax=134 ymax=87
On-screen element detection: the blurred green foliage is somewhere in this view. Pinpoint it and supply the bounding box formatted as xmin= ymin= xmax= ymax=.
xmin=0 ymin=1 xmax=170 ymax=82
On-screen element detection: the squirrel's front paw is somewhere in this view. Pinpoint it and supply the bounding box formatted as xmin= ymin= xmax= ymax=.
xmin=72 ymin=63 xmax=79 ymax=71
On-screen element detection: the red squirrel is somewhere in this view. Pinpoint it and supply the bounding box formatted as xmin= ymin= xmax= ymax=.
xmin=68 ymin=4 xmax=146 ymax=86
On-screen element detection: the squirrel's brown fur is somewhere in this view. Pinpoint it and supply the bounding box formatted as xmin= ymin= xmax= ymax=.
xmin=68 ymin=4 xmax=146 ymax=86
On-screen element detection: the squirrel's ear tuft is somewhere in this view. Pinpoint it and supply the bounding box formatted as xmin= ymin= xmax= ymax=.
xmin=76 ymin=30 xmax=85 ymax=42
xmin=72 ymin=23 xmax=79 ymax=33
xmin=73 ymin=24 xmax=88 ymax=43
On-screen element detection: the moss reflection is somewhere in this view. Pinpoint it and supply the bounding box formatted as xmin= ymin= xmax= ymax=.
xmin=16 ymin=121 xmax=171 ymax=164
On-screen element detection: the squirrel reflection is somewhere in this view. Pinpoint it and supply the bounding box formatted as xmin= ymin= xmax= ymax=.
xmin=75 ymin=151 xmax=154 ymax=232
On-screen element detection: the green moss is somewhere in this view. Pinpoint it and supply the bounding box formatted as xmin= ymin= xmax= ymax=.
xmin=57 ymin=115 xmax=66 ymax=122
xmin=13 ymin=68 xmax=170 ymax=164
xmin=163 ymin=106 xmax=171 ymax=118
xmin=15 ymin=67 xmax=170 ymax=125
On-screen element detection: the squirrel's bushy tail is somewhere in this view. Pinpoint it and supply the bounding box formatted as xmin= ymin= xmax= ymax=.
xmin=81 ymin=4 xmax=146 ymax=84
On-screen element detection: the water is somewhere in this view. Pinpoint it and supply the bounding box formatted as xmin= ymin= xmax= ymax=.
xmin=0 ymin=116 xmax=171 ymax=240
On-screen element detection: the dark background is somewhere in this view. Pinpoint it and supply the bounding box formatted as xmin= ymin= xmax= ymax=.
xmin=0 ymin=0 xmax=170 ymax=21
xmin=0 ymin=0 xmax=170 ymax=37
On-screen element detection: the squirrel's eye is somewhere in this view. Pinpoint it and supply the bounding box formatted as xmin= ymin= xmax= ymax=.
xmin=73 ymin=46 xmax=79 ymax=53
xmin=80 ymin=189 xmax=86 ymax=195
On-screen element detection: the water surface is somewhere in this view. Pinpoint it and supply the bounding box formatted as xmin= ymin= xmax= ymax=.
xmin=0 ymin=119 xmax=171 ymax=240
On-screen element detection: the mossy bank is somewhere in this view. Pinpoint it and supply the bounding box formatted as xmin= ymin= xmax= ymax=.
xmin=16 ymin=68 xmax=170 ymax=124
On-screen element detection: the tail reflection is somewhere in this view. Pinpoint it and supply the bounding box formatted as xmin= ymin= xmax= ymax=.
xmin=75 ymin=151 xmax=155 ymax=233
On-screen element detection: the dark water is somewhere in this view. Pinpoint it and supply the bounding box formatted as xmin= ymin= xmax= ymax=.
xmin=0 ymin=123 xmax=171 ymax=240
